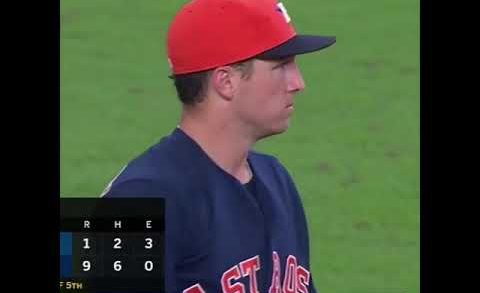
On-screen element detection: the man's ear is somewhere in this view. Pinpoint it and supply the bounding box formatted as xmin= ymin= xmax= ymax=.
xmin=210 ymin=66 xmax=241 ymax=101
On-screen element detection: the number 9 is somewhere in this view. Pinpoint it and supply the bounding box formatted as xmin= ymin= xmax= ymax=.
xmin=82 ymin=260 xmax=91 ymax=271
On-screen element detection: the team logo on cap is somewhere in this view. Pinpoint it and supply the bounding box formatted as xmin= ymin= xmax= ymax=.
xmin=276 ymin=2 xmax=291 ymax=23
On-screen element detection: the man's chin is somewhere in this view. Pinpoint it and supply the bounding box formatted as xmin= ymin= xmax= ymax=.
xmin=256 ymin=123 xmax=290 ymax=140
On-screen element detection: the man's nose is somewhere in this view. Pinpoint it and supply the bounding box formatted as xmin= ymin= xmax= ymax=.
xmin=287 ymin=63 xmax=305 ymax=93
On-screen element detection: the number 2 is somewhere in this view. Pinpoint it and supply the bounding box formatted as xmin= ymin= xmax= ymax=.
xmin=113 ymin=238 xmax=122 ymax=249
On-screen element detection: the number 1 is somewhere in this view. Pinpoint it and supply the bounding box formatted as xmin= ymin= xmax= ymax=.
xmin=83 ymin=238 xmax=90 ymax=249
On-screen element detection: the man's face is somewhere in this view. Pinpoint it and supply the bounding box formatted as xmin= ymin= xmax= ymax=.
xmin=232 ymin=56 xmax=305 ymax=139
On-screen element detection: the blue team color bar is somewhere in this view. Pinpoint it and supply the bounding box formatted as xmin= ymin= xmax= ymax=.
xmin=60 ymin=232 xmax=72 ymax=256
xmin=60 ymin=255 xmax=72 ymax=278
xmin=60 ymin=232 xmax=73 ymax=278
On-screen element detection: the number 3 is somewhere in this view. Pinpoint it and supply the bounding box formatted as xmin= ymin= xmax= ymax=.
xmin=145 ymin=238 xmax=153 ymax=249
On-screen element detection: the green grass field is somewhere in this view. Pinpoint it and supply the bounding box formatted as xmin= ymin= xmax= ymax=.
xmin=61 ymin=0 xmax=419 ymax=292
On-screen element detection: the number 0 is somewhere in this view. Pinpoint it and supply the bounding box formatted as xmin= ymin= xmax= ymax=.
xmin=144 ymin=261 xmax=153 ymax=271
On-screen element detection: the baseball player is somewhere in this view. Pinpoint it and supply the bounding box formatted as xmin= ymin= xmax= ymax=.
xmin=102 ymin=0 xmax=335 ymax=292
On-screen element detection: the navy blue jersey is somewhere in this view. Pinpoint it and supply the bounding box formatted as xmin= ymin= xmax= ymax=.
xmin=102 ymin=128 xmax=317 ymax=293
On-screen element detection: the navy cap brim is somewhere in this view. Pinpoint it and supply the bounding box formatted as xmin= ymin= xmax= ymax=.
xmin=257 ymin=35 xmax=336 ymax=60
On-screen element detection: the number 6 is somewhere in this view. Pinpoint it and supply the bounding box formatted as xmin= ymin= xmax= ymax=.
xmin=114 ymin=260 xmax=122 ymax=271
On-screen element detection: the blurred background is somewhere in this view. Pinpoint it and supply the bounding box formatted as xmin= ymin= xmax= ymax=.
xmin=61 ymin=0 xmax=419 ymax=292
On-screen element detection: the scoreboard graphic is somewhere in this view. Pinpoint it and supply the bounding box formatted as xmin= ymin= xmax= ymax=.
xmin=60 ymin=198 xmax=165 ymax=293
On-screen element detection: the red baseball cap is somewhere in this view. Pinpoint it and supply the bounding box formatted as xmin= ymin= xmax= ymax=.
xmin=166 ymin=0 xmax=336 ymax=75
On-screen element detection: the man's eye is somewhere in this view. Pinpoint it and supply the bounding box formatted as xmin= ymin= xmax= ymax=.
xmin=274 ymin=62 xmax=288 ymax=69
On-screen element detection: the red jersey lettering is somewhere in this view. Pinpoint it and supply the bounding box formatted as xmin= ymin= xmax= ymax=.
xmin=240 ymin=256 xmax=261 ymax=293
xmin=269 ymin=251 xmax=282 ymax=293
xmin=296 ymin=265 xmax=310 ymax=293
xmin=183 ymin=283 xmax=207 ymax=293
xmin=221 ymin=265 xmax=246 ymax=293
xmin=282 ymin=255 xmax=297 ymax=293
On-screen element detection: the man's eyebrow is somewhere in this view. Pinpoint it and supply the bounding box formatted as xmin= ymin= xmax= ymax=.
xmin=272 ymin=57 xmax=295 ymax=67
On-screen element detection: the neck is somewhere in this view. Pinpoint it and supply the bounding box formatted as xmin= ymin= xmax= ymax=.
xmin=178 ymin=107 xmax=254 ymax=184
